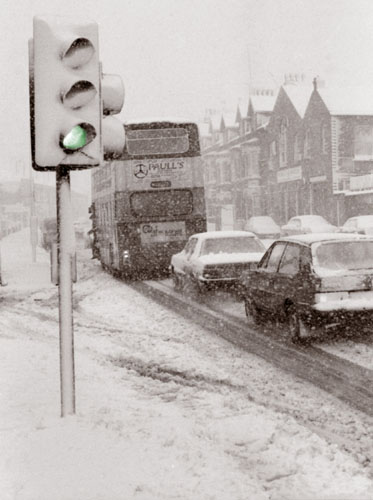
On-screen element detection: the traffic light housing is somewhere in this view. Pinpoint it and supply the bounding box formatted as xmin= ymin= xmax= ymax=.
xmin=30 ymin=16 xmax=102 ymax=170
xmin=101 ymin=72 xmax=125 ymax=159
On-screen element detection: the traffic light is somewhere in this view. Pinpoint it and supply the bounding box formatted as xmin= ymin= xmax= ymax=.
xmin=30 ymin=16 xmax=101 ymax=170
xmin=101 ymin=72 xmax=125 ymax=159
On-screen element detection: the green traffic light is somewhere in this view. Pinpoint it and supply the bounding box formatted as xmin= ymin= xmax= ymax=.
xmin=62 ymin=125 xmax=87 ymax=150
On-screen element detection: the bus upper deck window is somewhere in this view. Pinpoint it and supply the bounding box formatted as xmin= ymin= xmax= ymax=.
xmin=126 ymin=128 xmax=189 ymax=156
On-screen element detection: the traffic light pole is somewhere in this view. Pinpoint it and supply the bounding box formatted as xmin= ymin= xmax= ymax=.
xmin=56 ymin=166 xmax=76 ymax=417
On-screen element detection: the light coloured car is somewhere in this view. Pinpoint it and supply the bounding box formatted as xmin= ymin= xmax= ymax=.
xmin=170 ymin=230 xmax=266 ymax=294
xmin=244 ymin=216 xmax=281 ymax=248
xmin=339 ymin=215 xmax=373 ymax=235
xmin=281 ymin=215 xmax=337 ymax=237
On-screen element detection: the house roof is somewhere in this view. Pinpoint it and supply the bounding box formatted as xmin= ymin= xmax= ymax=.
xmin=221 ymin=112 xmax=238 ymax=130
xmin=236 ymin=98 xmax=249 ymax=120
xmin=282 ymin=84 xmax=313 ymax=118
xmin=317 ymin=86 xmax=373 ymax=115
xmin=249 ymin=95 xmax=276 ymax=113
xmin=198 ymin=122 xmax=210 ymax=137
xmin=208 ymin=114 xmax=222 ymax=132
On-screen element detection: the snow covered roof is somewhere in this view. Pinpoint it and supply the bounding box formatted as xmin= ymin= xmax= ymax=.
xmin=193 ymin=230 xmax=256 ymax=240
xmin=249 ymin=95 xmax=276 ymax=113
xmin=317 ymin=86 xmax=373 ymax=115
xmin=124 ymin=117 xmax=196 ymax=125
xmin=221 ymin=112 xmax=238 ymax=130
xmin=236 ymin=98 xmax=249 ymax=120
xmin=282 ymin=85 xmax=313 ymax=118
xmin=281 ymin=233 xmax=373 ymax=245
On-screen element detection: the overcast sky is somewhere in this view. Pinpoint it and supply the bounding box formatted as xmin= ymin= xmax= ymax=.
xmin=1 ymin=0 xmax=373 ymax=190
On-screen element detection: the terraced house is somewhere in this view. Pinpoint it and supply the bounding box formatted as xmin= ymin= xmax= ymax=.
xmin=201 ymin=89 xmax=275 ymax=230
xmin=201 ymin=75 xmax=373 ymax=228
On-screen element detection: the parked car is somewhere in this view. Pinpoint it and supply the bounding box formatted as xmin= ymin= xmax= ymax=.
xmin=339 ymin=215 xmax=373 ymax=235
xmin=41 ymin=217 xmax=57 ymax=251
xmin=244 ymin=216 xmax=281 ymax=248
xmin=170 ymin=230 xmax=266 ymax=294
xmin=73 ymin=218 xmax=91 ymax=249
xmin=280 ymin=215 xmax=337 ymax=236
xmin=241 ymin=233 xmax=373 ymax=342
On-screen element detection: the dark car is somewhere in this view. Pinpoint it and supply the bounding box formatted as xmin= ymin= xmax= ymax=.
xmin=241 ymin=233 xmax=373 ymax=342
xmin=41 ymin=217 xmax=57 ymax=250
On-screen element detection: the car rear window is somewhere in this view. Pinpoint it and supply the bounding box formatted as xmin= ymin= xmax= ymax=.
xmin=313 ymin=240 xmax=373 ymax=272
xmin=201 ymin=237 xmax=264 ymax=255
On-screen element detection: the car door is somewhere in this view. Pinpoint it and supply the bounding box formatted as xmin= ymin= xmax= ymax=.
xmin=273 ymin=243 xmax=302 ymax=312
xmin=254 ymin=242 xmax=287 ymax=310
xmin=174 ymin=237 xmax=197 ymax=275
xmin=182 ymin=237 xmax=199 ymax=276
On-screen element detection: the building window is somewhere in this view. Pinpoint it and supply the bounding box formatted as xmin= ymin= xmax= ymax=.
xmin=279 ymin=118 xmax=288 ymax=168
xmin=222 ymin=161 xmax=232 ymax=183
xmin=304 ymin=129 xmax=311 ymax=159
xmin=354 ymin=124 xmax=373 ymax=158
xmin=268 ymin=140 xmax=277 ymax=170
xmin=250 ymin=149 xmax=259 ymax=177
xmin=294 ymin=134 xmax=302 ymax=163
xmin=321 ymin=122 xmax=328 ymax=154
xmin=243 ymin=152 xmax=250 ymax=177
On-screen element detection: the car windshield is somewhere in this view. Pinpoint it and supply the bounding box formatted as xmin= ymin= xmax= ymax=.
xmin=313 ymin=240 xmax=373 ymax=272
xmin=200 ymin=237 xmax=264 ymax=255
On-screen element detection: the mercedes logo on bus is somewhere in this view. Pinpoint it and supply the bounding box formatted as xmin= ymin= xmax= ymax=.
xmin=134 ymin=163 xmax=148 ymax=179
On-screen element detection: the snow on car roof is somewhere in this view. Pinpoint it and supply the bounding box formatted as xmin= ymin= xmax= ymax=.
xmin=288 ymin=215 xmax=329 ymax=221
xmin=280 ymin=233 xmax=373 ymax=245
xmin=192 ymin=230 xmax=256 ymax=240
xmin=345 ymin=215 xmax=373 ymax=222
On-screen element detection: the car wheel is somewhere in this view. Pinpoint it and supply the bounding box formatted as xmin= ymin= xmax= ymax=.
xmin=171 ymin=269 xmax=182 ymax=291
xmin=244 ymin=297 xmax=263 ymax=325
xmin=184 ymin=275 xmax=201 ymax=297
xmin=288 ymin=307 xmax=311 ymax=343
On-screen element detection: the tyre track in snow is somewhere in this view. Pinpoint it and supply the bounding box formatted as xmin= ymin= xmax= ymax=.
xmin=133 ymin=279 xmax=373 ymax=419
xmin=2 ymin=273 xmax=373 ymax=472
xmin=0 ymin=287 xmax=248 ymax=398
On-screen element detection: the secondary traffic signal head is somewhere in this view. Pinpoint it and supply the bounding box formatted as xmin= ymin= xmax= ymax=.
xmin=101 ymin=72 xmax=125 ymax=159
xmin=31 ymin=16 xmax=101 ymax=169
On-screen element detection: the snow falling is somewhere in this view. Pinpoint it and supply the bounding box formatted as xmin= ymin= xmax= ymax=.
xmin=0 ymin=229 xmax=373 ymax=499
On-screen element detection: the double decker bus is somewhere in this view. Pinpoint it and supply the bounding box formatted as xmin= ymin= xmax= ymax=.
xmin=91 ymin=120 xmax=206 ymax=278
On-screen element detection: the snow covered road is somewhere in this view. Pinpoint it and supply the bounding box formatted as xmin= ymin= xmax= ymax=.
xmin=1 ymin=229 xmax=373 ymax=500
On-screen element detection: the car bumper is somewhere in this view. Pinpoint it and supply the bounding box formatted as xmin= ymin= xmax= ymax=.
xmin=198 ymin=276 xmax=239 ymax=285
xmin=301 ymin=303 xmax=373 ymax=328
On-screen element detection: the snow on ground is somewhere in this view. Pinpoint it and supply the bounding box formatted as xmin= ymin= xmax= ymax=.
xmin=1 ymin=229 xmax=373 ymax=500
